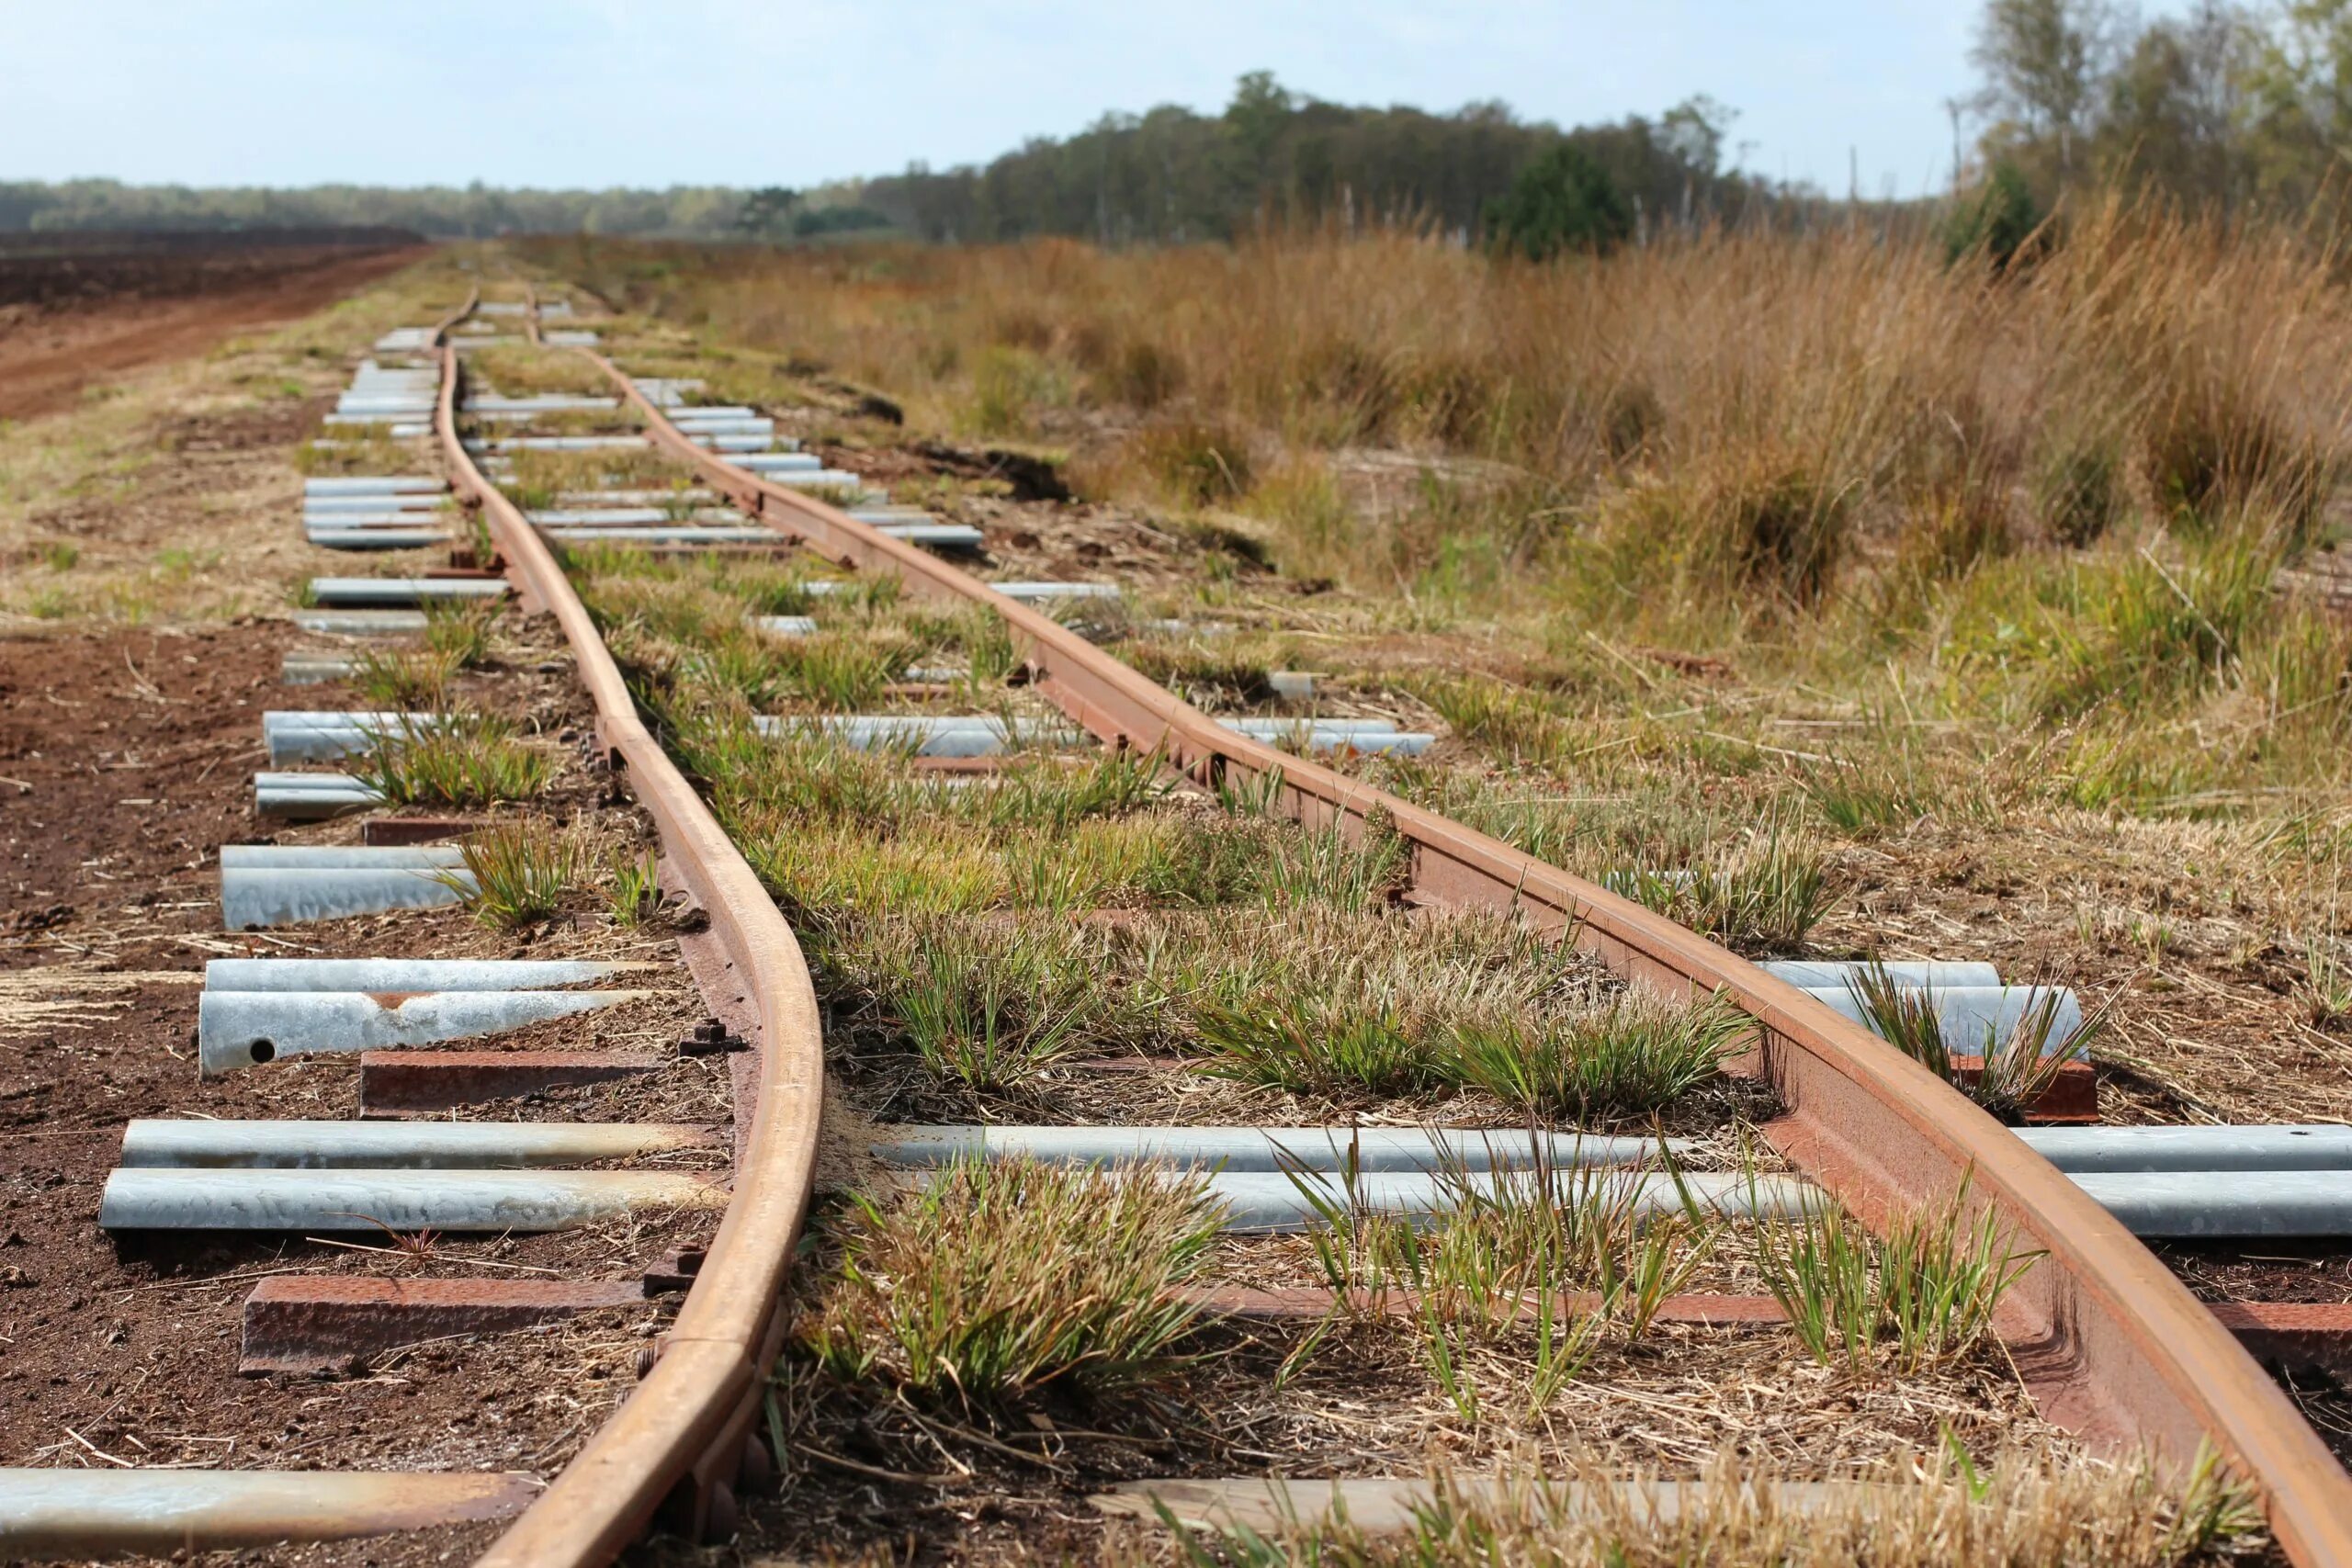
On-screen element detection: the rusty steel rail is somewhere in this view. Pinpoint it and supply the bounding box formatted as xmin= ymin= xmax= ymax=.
xmin=581 ymin=350 xmax=2352 ymax=1567
xmin=427 ymin=342 xmax=828 ymax=1565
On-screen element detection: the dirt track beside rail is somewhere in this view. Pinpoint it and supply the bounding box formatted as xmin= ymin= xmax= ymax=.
xmin=0 ymin=242 xmax=430 ymax=422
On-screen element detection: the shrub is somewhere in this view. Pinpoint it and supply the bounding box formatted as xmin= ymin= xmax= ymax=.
xmin=1136 ymin=419 xmax=1254 ymax=506
xmin=1943 ymin=157 xmax=2046 ymax=271
xmin=1487 ymin=143 xmax=1634 ymax=260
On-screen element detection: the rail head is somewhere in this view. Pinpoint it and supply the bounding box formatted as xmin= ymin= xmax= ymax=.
xmin=433 ymin=344 xmax=828 ymax=1565
xmin=588 ymin=348 xmax=2352 ymax=1568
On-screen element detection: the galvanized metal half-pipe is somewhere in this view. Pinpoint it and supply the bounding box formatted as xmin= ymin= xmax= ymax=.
xmin=0 ymin=1469 xmax=537 ymax=1556
xmin=596 ymin=352 xmax=2352 ymax=1567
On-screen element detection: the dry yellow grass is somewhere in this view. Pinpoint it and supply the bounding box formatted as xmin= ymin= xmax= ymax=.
xmin=1098 ymin=1446 xmax=2263 ymax=1566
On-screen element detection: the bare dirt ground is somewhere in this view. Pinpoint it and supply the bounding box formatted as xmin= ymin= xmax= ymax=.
xmin=0 ymin=238 xmax=429 ymax=423
xmin=0 ymin=255 xmax=745 ymax=1564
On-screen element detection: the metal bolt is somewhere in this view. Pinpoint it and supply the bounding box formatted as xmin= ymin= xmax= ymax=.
xmin=679 ymin=1018 xmax=744 ymax=1056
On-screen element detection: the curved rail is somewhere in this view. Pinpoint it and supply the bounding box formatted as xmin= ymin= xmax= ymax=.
xmin=430 ymin=346 xmax=829 ymax=1563
xmin=586 ymin=351 xmax=2352 ymax=1566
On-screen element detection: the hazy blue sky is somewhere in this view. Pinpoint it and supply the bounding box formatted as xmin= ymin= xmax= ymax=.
xmin=7 ymin=2 xmax=2000 ymax=197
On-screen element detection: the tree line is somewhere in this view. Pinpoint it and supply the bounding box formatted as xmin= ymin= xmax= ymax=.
xmin=0 ymin=74 xmax=1770 ymax=254
xmin=0 ymin=179 xmax=754 ymax=239
xmin=1967 ymin=0 xmax=2352 ymax=218
xmin=20 ymin=5 xmax=2348 ymax=258
xmin=852 ymin=73 xmax=1769 ymax=245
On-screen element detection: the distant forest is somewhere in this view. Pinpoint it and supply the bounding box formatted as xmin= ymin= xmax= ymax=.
xmin=853 ymin=74 xmax=1765 ymax=243
xmin=0 ymin=179 xmax=752 ymax=240
xmin=18 ymin=0 xmax=2352 ymax=251
xmin=0 ymin=73 xmax=1767 ymax=246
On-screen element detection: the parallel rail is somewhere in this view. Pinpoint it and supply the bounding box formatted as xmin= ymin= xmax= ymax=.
xmin=93 ymin=295 xmax=2327 ymax=1564
xmin=432 ymin=336 xmax=826 ymax=1562
xmin=557 ymin=347 xmax=2352 ymax=1567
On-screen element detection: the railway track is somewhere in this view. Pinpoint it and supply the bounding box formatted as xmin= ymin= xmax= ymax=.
xmin=4 ymin=269 xmax=2352 ymax=1563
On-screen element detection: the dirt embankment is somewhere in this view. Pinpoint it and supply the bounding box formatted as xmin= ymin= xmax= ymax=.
xmin=0 ymin=238 xmax=430 ymax=423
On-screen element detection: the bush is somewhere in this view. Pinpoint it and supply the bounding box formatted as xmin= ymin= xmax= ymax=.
xmin=1136 ymin=419 xmax=1253 ymax=505
xmin=1943 ymin=158 xmax=2046 ymax=271
xmin=1487 ymin=143 xmax=1634 ymax=260
xmin=2035 ymin=435 xmax=2124 ymax=547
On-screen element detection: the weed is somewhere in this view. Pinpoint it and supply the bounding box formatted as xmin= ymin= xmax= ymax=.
xmin=349 ymin=716 xmax=551 ymax=808
xmin=441 ymin=819 xmax=579 ymax=928
xmin=967 ymin=346 xmax=1059 ymax=438
xmin=2301 ymin=936 xmax=2352 ymax=1026
xmin=1199 ymin=993 xmax=1436 ymax=1096
xmin=1748 ymin=1173 xmax=2042 ymax=1374
xmin=1444 ymin=992 xmax=1746 ymax=1120
xmin=36 ymin=542 xmax=76 ymax=571
xmin=1159 ymin=1442 xmax=2261 ymax=1565
xmin=870 ymin=917 xmax=1100 ymax=1089
xmin=2035 ymin=432 xmax=2124 ymax=547
xmin=351 ymin=647 xmax=458 ymax=711
xmin=153 ymin=546 xmax=215 ymax=582
xmin=775 ymin=631 xmax=914 ymax=711
xmin=1617 ymin=818 xmax=1830 ymax=953
xmin=1136 ymin=419 xmax=1254 ymax=505
xmin=606 ymin=847 xmax=662 ymax=925
xmin=422 ymin=600 xmax=497 ymax=667
xmin=1844 ymin=963 xmax=2106 ymax=1123
xmin=1252 ymin=815 xmax=1408 ymax=909
xmin=1191 ymin=908 xmax=1602 ymax=1100
xmin=801 ymin=1155 xmax=1219 ymax=1406
xmin=1423 ymin=677 xmax=1580 ymax=769
xmin=1283 ymin=1140 xmax=1715 ymax=1416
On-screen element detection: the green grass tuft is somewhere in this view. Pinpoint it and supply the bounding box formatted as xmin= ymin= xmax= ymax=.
xmin=801 ymin=1155 xmax=1220 ymax=1406
xmin=442 ymin=819 xmax=579 ymax=928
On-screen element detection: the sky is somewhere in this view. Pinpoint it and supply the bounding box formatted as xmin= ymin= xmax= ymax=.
xmin=5 ymin=2 xmax=2003 ymax=199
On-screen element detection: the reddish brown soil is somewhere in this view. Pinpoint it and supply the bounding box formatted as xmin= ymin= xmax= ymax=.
xmin=0 ymin=243 xmax=429 ymax=422
xmin=0 ymin=626 xmax=285 ymax=930
xmin=0 ymin=628 xmax=725 ymax=1564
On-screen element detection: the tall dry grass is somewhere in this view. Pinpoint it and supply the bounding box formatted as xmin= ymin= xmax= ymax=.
xmin=529 ymin=206 xmax=2352 ymax=811
xmin=534 ymin=206 xmax=2349 ymax=560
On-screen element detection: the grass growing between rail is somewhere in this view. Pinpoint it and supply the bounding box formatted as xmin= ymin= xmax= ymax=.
xmin=799 ymin=1156 xmax=1220 ymax=1407
xmin=1843 ymin=963 xmax=2109 ymax=1124
xmin=1283 ymin=1147 xmax=1721 ymax=1420
xmin=440 ymin=819 xmax=582 ymax=929
xmin=554 ymin=513 xmax=1769 ymax=1123
xmin=529 ymin=212 xmax=2352 ymax=1127
xmin=348 ymin=714 xmax=552 ymax=809
xmin=1747 ymin=1176 xmax=2043 ymax=1375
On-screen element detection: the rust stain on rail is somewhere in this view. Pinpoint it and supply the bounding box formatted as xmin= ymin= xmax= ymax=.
xmin=428 ymin=321 xmax=827 ymax=1564
xmin=591 ymin=351 xmax=2352 ymax=1568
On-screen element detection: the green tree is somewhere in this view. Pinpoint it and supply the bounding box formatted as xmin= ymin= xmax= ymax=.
xmin=1486 ymin=143 xmax=1634 ymax=259
xmin=2095 ymin=2 xmax=2251 ymax=209
xmin=1972 ymin=0 xmax=2120 ymax=184
xmin=1944 ymin=157 xmax=2048 ymax=268
xmin=735 ymin=186 xmax=798 ymax=236
xmin=2240 ymin=0 xmax=2352 ymax=207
